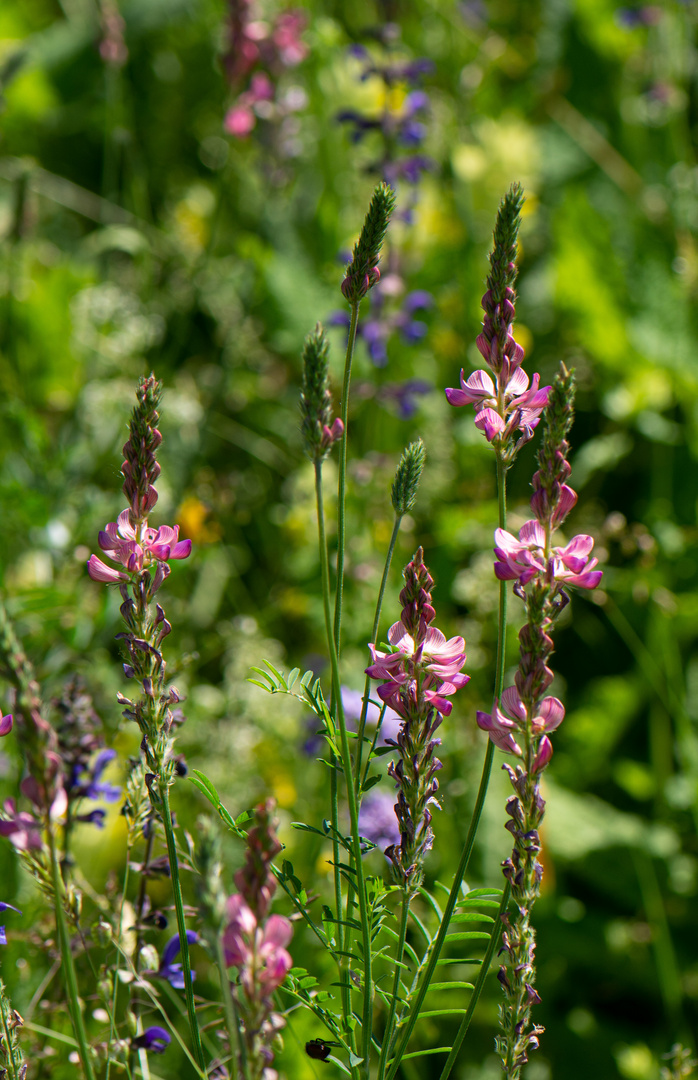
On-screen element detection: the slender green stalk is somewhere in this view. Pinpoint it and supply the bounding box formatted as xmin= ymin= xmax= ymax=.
xmin=355 ymin=514 xmax=402 ymax=792
xmin=158 ymin=782 xmax=207 ymax=1077
xmin=333 ymin=301 xmax=361 ymax=654
xmin=386 ymin=455 xmax=509 ymax=1080
xmin=438 ymin=883 xmax=511 ymax=1080
xmin=330 ymin=763 xmax=345 ymax=954
xmin=315 ymin=463 xmax=373 ymax=1078
xmin=377 ymin=896 xmax=409 ymax=1080
xmin=105 ymin=855 xmax=131 ymax=1080
xmin=214 ymin=934 xmax=248 ymax=1080
xmin=48 ymin=831 xmax=97 ymax=1080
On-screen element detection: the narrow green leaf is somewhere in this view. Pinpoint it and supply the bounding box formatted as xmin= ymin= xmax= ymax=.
xmin=464 ymin=887 xmax=503 ymax=898
xmin=287 ymin=667 xmax=300 ymax=689
xmin=417 ymin=1009 xmax=468 ymax=1019
xmin=424 ymin=982 xmax=475 ymax=992
xmin=394 ymin=1047 xmax=452 ymax=1061
xmin=450 ymin=912 xmax=495 ymax=924
xmin=247 ymin=678 xmax=274 ymax=692
xmin=326 ymin=1056 xmax=352 ymax=1075
xmin=444 ymin=932 xmax=491 ymax=942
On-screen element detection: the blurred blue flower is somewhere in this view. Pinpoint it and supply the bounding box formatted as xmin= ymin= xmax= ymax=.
xmin=132 ymin=1026 xmax=171 ymax=1054
xmin=157 ymin=929 xmax=199 ymax=989
xmin=0 ymin=901 xmax=22 ymax=946
xmin=358 ymin=791 xmax=400 ymax=852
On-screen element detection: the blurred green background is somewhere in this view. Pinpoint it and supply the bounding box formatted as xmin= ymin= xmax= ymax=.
xmin=0 ymin=0 xmax=697 ymax=1077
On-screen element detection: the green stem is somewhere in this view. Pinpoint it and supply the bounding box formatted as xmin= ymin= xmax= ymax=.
xmin=48 ymin=830 xmax=97 ymax=1080
xmin=333 ymin=302 xmax=361 ymax=655
xmin=355 ymin=514 xmax=402 ymax=792
xmin=377 ymin=896 xmax=409 ymax=1080
xmin=437 ymin=883 xmax=511 ymax=1080
xmin=315 ymin=462 xmax=372 ymax=1078
xmin=158 ymin=782 xmax=207 ymax=1076
xmin=315 ymin=459 xmax=350 ymax=1038
xmin=386 ymin=453 xmax=509 ymax=1080
xmin=105 ymin=854 xmax=131 ymax=1080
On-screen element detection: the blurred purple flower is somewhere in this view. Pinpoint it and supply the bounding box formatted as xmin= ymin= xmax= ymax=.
xmin=132 ymin=1026 xmax=171 ymax=1054
xmin=69 ymin=749 xmax=121 ymax=804
xmin=378 ymin=380 xmax=432 ymax=419
xmin=358 ymin=790 xmax=400 ymax=852
xmin=157 ymin=929 xmax=199 ymax=989
xmin=0 ymin=901 xmax=22 ymax=946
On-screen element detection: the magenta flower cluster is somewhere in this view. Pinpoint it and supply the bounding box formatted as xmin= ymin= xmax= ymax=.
xmin=223 ymin=895 xmax=293 ymax=996
xmin=446 ymin=365 xmax=550 ymax=446
xmin=494 ymin=520 xmax=603 ymax=591
xmin=476 ymin=686 xmax=564 ymax=775
xmin=367 ymin=622 xmax=468 ymax=719
xmin=87 ymin=509 xmax=191 ymax=587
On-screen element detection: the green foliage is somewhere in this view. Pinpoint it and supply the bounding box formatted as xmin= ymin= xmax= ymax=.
xmin=0 ymin=0 xmax=696 ymax=1076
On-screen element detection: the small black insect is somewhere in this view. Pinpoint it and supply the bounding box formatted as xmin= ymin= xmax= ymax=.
xmin=305 ymin=1039 xmax=332 ymax=1061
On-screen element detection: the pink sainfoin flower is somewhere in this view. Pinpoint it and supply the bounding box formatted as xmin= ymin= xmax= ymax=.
xmin=489 ymin=366 xmax=603 ymax=1076
xmin=476 ymin=686 xmax=564 ymax=771
xmin=222 ymin=1 xmax=307 ymax=140
xmin=223 ymin=895 xmax=292 ymax=994
xmin=368 ymin=622 xmax=468 ymax=719
xmin=445 ymin=184 xmax=551 ymax=461
xmin=88 ymin=509 xmax=191 ymax=585
xmin=87 ymin=376 xmax=191 ymax=591
xmin=222 ymin=801 xmax=293 ymax=1078
xmin=493 ymin=521 xmax=602 ymax=591
xmin=366 ymin=548 xmax=469 ymax=893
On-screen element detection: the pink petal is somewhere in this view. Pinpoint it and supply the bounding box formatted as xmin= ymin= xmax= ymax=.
xmin=387 ymin=623 xmax=413 ymax=652
xmin=532 ymin=735 xmax=553 ymax=773
xmin=87 ymin=555 xmax=127 ymax=583
xmin=262 ymin=914 xmax=293 ymax=949
xmin=504 ymin=367 xmax=530 ymax=396
xmin=518 ymin=520 xmax=546 ymax=547
xmin=501 ymin=686 xmax=526 ymax=722
xmin=474 ymin=407 xmax=505 ymax=441
xmin=0 ymin=714 xmax=13 ymax=737
xmin=445 ymin=387 xmax=472 ymax=407
xmin=116 ymin=509 xmax=136 ymax=540
xmin=537 ymin=697 xmax=565 ymax=732
xmin=559 ymin=534 xmax=595 ymax=560
xmin=171 ymin=539 xmax=192 ymax=559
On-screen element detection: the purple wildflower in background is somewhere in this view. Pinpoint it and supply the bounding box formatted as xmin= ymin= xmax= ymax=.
xmin=157 ymin=929 xmax=199 ymax=989
xmin=132 ymin=1026 xmax=171 ymax=1054
xmin=330 ymin=282 xmax=433 ymax=369
xmin=358 ymin=791 xmax=401 ymax=852
xmin=0 ymin=902 xmax=21 ymax=946
xmin=378 ymin=379 xmax=432 ymax=419
xmin=69 ymin=749 xmax=122 ymax=804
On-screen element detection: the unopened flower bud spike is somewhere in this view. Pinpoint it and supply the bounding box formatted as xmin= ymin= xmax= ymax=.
xmin=334 ymin=183 xmax=396 ymax=658
xmin=355 ymin=439 xmax=426 ymax=792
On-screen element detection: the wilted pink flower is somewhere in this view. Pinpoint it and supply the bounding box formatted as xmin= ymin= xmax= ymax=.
xmin=88 ymin=509 xmax=191 ymax=583
xmin=493 ymin=521 xmax=603 ymax=590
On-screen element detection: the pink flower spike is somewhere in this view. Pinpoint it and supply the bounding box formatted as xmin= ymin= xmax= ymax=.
xmin=87 ymin=555 xmax=128 ymax=583
xmin=0 ymin=714 xmax=12 ymax=737
xmin=532 ymin=735 xmax=553 ymax=773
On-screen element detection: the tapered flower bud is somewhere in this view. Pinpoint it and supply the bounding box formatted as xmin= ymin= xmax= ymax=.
xmin=299 ymin=324 xmax=342 ymax=461
xmin=341 ymin=182 xmax=396 ymax=304
xmin=122 ymin=374 xmax=163 ymax=527
xmin=391 ymin=438 xmax=426 ymax=517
